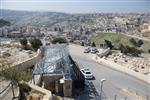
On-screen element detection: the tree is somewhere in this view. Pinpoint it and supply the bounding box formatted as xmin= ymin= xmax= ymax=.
xmin=0 ymin=59 xmax=15 ymax=98
xmin=119 ymin=44 xmax=128 ymax=54
xmin=91 ymin=42 xmax=96 ymax=47
xmin=85 ymin=30 xmax=90 ymax=35
xmin=126 ymin=46 xmax=142 ymax=56
xmin=130 ymin=38 xmax=136 ymax=46
xmin=81 ymin=42 xmax=84 ymax=46
xmin=20 ymin=38 xmax=28 ymax=49
xmin=54 ymin=27 xmax=58 ymax=31
xmin=118 ymin=44 xmax=142 ymax=56
xmin=51 ymin=37 xmax=68 ymax=44
xmin=0 ymin=59 xmax=32 ymax=99
xmin=58 ymin=27 xmax=63 ymax=32
xmin=29 ymin=38 xmax=42 ymax=51
xmin=130 ymin=38 xmax=144 ymax=47
xmin=137 ymin=40 xmax=143 ymax=47
xmin=104 ymin=39 xmax=113 ymax=49
xmin=148 ymin=49 xmax=150 ymax=54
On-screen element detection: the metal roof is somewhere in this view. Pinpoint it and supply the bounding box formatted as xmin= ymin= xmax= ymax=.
xmin=33 ymin=44 xmax=71 ymax=78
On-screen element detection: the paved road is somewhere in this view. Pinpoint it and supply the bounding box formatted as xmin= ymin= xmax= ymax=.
xmin=69 ymin=44 xmax=150 ymax=100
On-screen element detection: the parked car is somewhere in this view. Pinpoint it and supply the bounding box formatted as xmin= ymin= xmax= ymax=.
xmin=84 ymin=48 xmax=90 ymax=53
xmin=80 ymin=68 xmax=93 ymax=79
xmin=90 ymin=48 xmax=98 ymax=54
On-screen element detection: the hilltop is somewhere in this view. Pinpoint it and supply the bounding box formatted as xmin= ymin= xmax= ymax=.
xmin=0 ymin=9 xmax=71 ymax=26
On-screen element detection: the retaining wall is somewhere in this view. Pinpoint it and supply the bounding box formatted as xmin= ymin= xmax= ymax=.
xmin=15 ymin=49 xmax=42 ymax=69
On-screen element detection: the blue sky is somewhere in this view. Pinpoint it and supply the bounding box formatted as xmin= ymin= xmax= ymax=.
xmin=0 ymin=0 xmax=149 ymax=13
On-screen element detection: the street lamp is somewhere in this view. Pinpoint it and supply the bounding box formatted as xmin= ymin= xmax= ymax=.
xmin=100 ymin=78 xmax=106 ymax=100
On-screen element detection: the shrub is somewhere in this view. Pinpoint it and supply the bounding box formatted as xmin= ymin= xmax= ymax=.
xmin=91 ymin=42 xmax=96 ymax=47
xmin=81 ymin=42 xmax=84 ymax=46
xmin=137 ymin=40 xmax=143 ymax=46
xmin=148 ymin=49 xmax=150 ymax=53
xmin=130 ymin=38 xmax=143 ymax=47
xmin=29 ymin=38 xmax=42 ymax=51
xmin=20 ymin=38 xmax=28 ymax=49
xmin=52 ymin=37 xmax=67 ymax=44
xmin=118 ymin=43 xmax=142 ymax=56
xmin=104 ymin=39 xmax=113 ymax=49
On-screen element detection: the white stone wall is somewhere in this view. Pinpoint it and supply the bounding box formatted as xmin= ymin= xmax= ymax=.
xmin=15 ymin=49 xmax=42 ymax=69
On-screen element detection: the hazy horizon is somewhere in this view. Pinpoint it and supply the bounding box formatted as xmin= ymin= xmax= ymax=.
xmin=0 ymin=0 xmax=149 ymax=13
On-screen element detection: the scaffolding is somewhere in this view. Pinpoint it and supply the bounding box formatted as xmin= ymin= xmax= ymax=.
xmin=33 ymin=44 xmax=71 ymax=79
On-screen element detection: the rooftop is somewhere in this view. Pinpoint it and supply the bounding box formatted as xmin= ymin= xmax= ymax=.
xmin=33 ymin=44 xmax=71 ymax=79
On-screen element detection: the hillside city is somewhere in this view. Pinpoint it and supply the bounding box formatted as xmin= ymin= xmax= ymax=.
xmin=0 ymin=6 xmax=150 ymax=100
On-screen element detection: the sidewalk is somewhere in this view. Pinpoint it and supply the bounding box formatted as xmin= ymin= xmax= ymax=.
xmin=93 ymin=55 xmax=150 ymax=84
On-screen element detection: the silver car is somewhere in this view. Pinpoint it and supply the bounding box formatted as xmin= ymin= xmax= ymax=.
xmin=90 ymin=48 xmax=98 ymax=53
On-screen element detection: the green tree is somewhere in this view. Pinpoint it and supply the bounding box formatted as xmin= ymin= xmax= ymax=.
xmin=119 ymin=44 xmax=128 ymax=54
xmin=130 ymin=38 xmax=136 ymax=46
xmin=126 ymin=46 xmax=142 ymax=56
xmin=137 ymin=40 xmax=143 ymax=47
xmin=52 ymin=37 xmax=68 ymax=44
xmin=118 ymin=44 xmax=142 ymax=56
xmin=148 ymin=49 xmax=150 ymax=54
xmin=29 ymin=38 xmax=42 ymax=51
xmin=81 ymin=42 xmax=84 ymax=46
xmin=20 ymin=38 xmax=28 ymax=49
xmin=104 ymin=39 xmax=113 ymax=49
xmin=130 ymin=38 xmax=143 ymax=47
xmin=0 ymin=59 xmax=32 ymax=99
xmin=91 ymin=42 xmax=96 ymax=47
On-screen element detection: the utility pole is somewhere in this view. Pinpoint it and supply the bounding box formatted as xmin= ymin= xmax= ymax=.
xmin=100 ymin=78 xmax=106 ymax=100
xmin=125 ymin=96 xmax=127 ymax=100
xmin=114 ymin=94 xmax=117 ymax=100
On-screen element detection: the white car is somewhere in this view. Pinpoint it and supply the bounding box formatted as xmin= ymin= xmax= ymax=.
xmin=80 ymin=68 xmax=93 ymax=79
